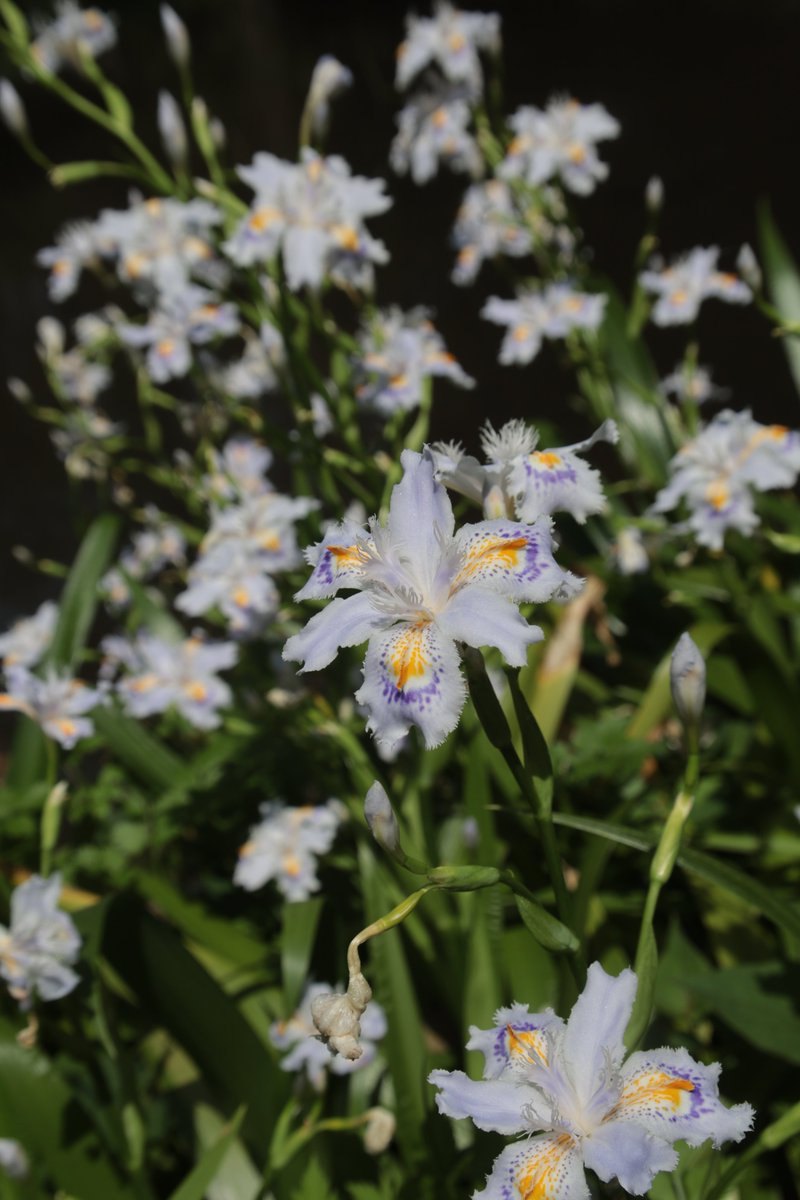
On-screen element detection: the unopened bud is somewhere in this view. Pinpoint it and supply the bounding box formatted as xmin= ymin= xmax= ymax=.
xmin=311 ymin=971 xmax=372 ymax=1061
xmin=302 ymin=55 xmax=353 ymax=142
xmin=157 ymin=90 xmax=188 ymax=166
xmin=364 ymin=781 xmax=400 ymax=856
xmin=737 ymin=243 xmax=762 ymax=293
xmin=363 ymin=1108 xmax=396 ymax=1155
xmin=160 ymin=4 xmax=190 ymax=68
xmin=0 ymin=80 xmax=28 ymax=138
xmin=670 ymin=632 xmax=706 ymax=731
xmin=0 ymin=1139 xmax=29 ymax=1181
xmin=645 ymin=175 xmax=664 ymax=214
xmin=209 ymin=115 xmax=226 ymax=151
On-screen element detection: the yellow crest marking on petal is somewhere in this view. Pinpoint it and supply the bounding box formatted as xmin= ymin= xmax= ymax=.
xmin=144 ymin=198 xmax=163 ymax=216
xmin=507 ymin=134 xmax=531 ymax=157
xmin=239 ymin=839 xmax=255 ymax=858
xmin=669 ymin=288 xmax=689 ymax=306
xmin=124 ymin=252 xmax=148 ymax=278
xmin=505 ymin=1024 xmax=548 ymax=1066
xmin=129 ymin=673 xmax=158 ymax=693
xmin=156 ymin=338 xmax=176 ymax=358
xmin=567 ymin=142 xmax=587 ymax=164
xmin=331 ymin=223 xmax=360 ymax=251
xmin=447 ymin=31 xmax=467 ymax=51
xmin=533 ymin=451 xmax=562 ymax=469
xmin=249 ymin=205 xmax=282 ymax=232
xmin=52 ymin=259 xmax=71 ymax=276
xmin=513 ymin=323 xmax=532 ymax=342
xmin=455 ymin=535 xmax=528 ymax=587
xmin=184 ymin=681 xmax=208 ymax=701
xmin=283 ymin=854 xmax=302 ymax=877
xmin=233 ymin=587 xmax=250 ymax=608
xmin=431 ymin=106 xmax=449 ymax=129
xmin=614 ymin=1070 xmax=695 ymax=1119
xmin=389 ymin=622 xmax=431 ymax=691
xmin=328 ymin=544 xmax=365 ymax=568
xmin=706 ymin=481 xmax=730 ymax=511
xmin=56 ymin=718 xmax=77 ymax=738
xmin=517 ymin=1134 xmax=576 ymax=1200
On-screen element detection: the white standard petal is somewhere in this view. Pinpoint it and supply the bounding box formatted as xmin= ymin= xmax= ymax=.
xmin=475 ymin=1135 xmax=589 ymax=1200
xmin=559 ymin=962 xmax=637 ymax=1110
xmin=582 ymin=1119 xmax=678 ymax=1195
xmin=355 ymin=619 xmax=465 ymax=750
xmin=452 ymin=517 xmax=582 ymax=603
xmin=438 ymin=586 xmax=542 ymax=667
xmin=283 ymin=592 xmax=387 ymax=674
xmin=386 ymin=449 xmax=455 ymax=571
xmin=617 ymin=1045 xmax=755 ymax=1149
xmin=427 ymin=1070 xmax=535 ymax=1135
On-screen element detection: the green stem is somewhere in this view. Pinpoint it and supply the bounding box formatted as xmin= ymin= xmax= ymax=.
xmin=16 ymin=48 xmax=174 ymax=193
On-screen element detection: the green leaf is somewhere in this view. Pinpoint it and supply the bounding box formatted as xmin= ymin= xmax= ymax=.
xmin=758 ymin=201 xmax=800 ymax=396
xmin=92 ymin=707 xmax=184 ymax=790
xmin=514 ymin=894 xmax=579 ymax=955
xmin=281 ymin=898 xmax=323 ymax=1011
xmin=45 ymin=513 xmax=119 ymax=670
xmin=552 ymin=812 xmax=800 ymax=942
xmin=99 ymin=893 xmax=290 ymax=1165
xmin=660 ymin=957 xmax=800 ymax=1063
xmin=0 ymin=1017 xmax=138 ymax=1197
xmin=167 ymin=1106 xmax=246 ymax=1200
xmin=506 ymin=668 xmax=554 ymax=814
xmin=136 ymin=872 xmax=267 ymax=968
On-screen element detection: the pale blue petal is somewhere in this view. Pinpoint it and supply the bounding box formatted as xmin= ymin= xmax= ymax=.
xmin=283 ymin=593 xmax=386 ymax=673
xmin=386 ymin=450 xmax=455 ymax=568
xmin=582 ymin=1120 xmax=678 ymax=1195
xmin=438 ymin=586 xmax=542 ymax=666
xmin=427 ymin=1070 xmax=532 ymax=1135
xmin=560 ymin=962 xmax=637 ymax=1108
xmin=618 ymin=1046 xmax=755 ymax=1149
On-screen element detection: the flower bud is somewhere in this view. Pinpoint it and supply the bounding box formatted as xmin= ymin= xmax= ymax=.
xmin=670 ymin=632 xmax=706 ymax=731
xmin=160 ymin=4 xmax=190 ymax=68
xmin=0 ymin=80 xmax=28 ymax=139
xmin=157 ymin=90 xmax=188 ymax=167
xmin=311 ymin=970 xmax=372 ymax=1060
xmin=737 ymin=243 xmax=762 ymax=292
xmin=363 ymin=1108 xmax=396 ymax=1155
xmin=302 ymin=55 xmax=353 ymax=142
xmin=364 ymin=781 xmax=401 ymax=856
xmin=209 ymin=116 xmax=226 ymax=151
xmin=0 ymin=1139 xmax=29 ymax=1180
xmin=645 ymin=175 xmax=664 ymax=214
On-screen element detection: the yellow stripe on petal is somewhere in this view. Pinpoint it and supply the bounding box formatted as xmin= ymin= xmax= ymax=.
xmin=454 ymin=534 xmax=528 ymax=588
xmin=505 ymin=1024 xmax=549 ymax=1066
xmin=389 ymin=622 xmax=431 ymax=691
xmin=516 ymin=1134 xmax=577 ymax=1200
xmin=615 ymin=1069 xmax=696 ymax=1119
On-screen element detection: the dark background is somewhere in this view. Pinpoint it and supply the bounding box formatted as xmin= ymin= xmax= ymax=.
xmin=3 ymin=0 xmax=800 ymax=621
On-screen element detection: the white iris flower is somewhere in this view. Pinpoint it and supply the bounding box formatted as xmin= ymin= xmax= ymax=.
xmin=284 ymin=450 xmax=580 ymax=750
xmin=430 ymin=962 xmax=753 ymax=1199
